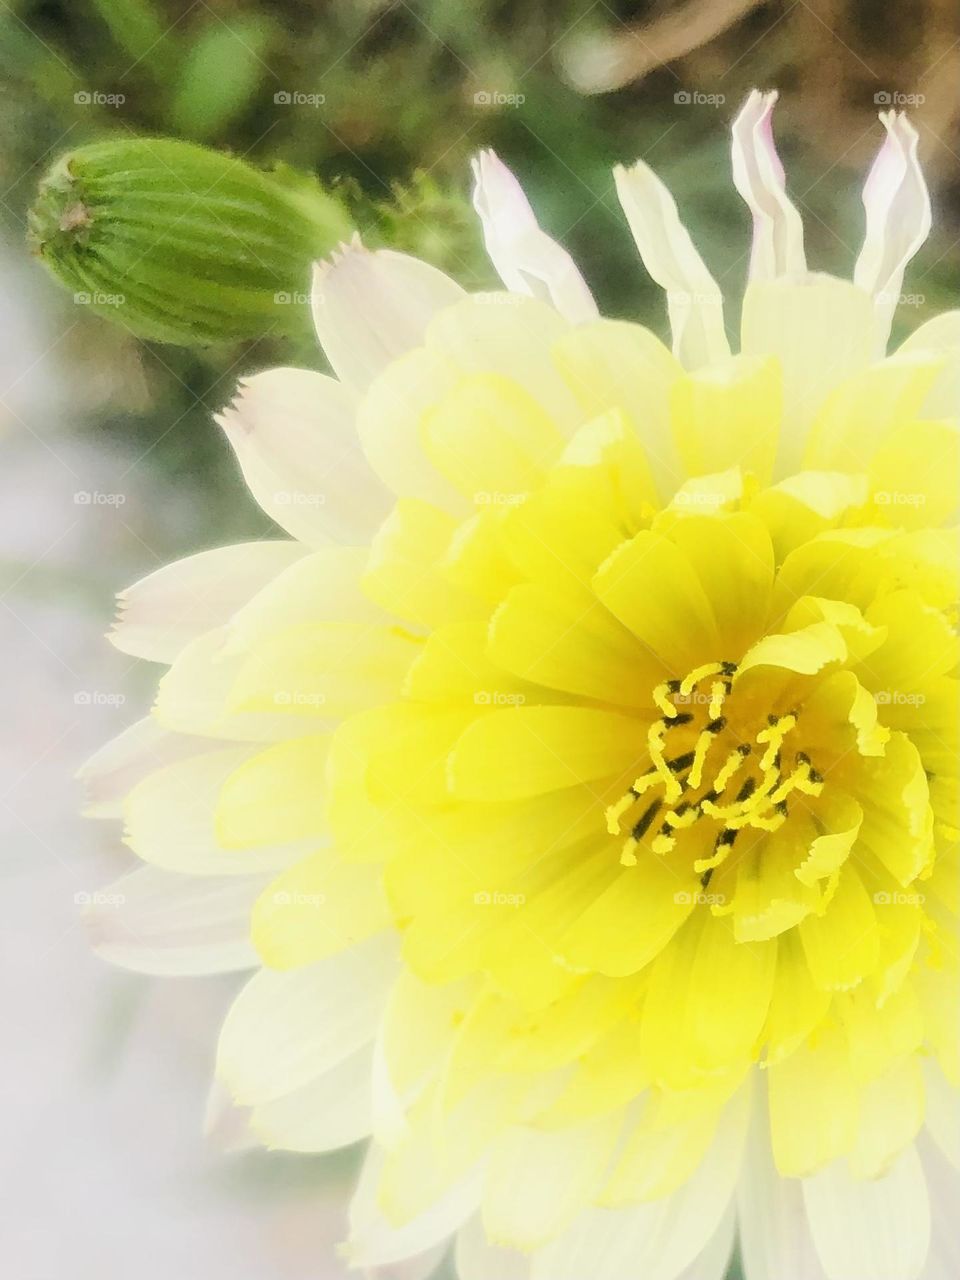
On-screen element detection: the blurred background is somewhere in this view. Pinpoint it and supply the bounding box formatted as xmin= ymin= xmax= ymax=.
xmin=1 ymin=1 xmax=958 ymax=1275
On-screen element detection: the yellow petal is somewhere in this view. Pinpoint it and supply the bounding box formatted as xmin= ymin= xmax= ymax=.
xmin=489 ymin=581 xmax=664 ymax=707
xmin=421 ymin=373 xmax=563 ymax=502
xmin=670 ymin=354 xmax=780 ymax=486
xmin=593 ymin=529 xmax=718 ymax=669
xmin=799 ymin=864 xmax=880 ymax=991
xmin=229 ymin=622 xmax=422 ymax=719
xmin=252 ymin=854 xmax=389 ymax=968
xmin=447 ymin=706 xmax=643 ymax=801
xmin=214 ymin=735 xmax=330 ymax=849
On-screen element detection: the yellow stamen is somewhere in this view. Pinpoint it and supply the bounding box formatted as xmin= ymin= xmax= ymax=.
xmin=647 ymin=720 xmax=682 ymax=803
xmin=679 ymin=662 xmax=726 ymax=696
xmin=707 ymin=680 xmax=726 ymax=721
xmin=653 ymin=681 xmax=679 ymax=719
xmin=710 ymin=746 xmax=750 ymax=794
xmin=688 ymin=729 xmax=715 ymax=790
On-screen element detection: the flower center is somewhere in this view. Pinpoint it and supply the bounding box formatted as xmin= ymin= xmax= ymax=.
xmin=606 ymin=661 xmax=824 ymax=884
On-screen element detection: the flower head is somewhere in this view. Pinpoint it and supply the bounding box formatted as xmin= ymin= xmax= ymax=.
xmin=81 ymin=92 xmax=958 ymax=1280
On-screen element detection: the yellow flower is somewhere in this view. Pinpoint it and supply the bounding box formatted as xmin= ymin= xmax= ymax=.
xmin=81 ymin=91 xmax=958 ymax=1280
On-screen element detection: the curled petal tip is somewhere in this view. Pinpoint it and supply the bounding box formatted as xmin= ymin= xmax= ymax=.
xmin=471 ymin=148 xmax=598 ymax=325
xmin=731 ymin=88 xmax=805 ymax=283
xmin=855 ymin=107 xmax=931 ymax=351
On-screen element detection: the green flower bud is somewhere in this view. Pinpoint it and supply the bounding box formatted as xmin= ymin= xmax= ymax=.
xmin=28 ymin=137 xmax=353 ymax=345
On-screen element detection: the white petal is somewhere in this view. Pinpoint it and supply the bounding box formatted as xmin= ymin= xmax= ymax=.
xmin=355 ymin=345 xmax=470 ymax=513
xmin=154 ymin=627 xmax=315 ymax=742
xmin=249 ymin=1040 xmax=374 ymax=1152
xmin=531 ymin=1083 xmax=749 ymax=1280
xmin=345 ymin=1141 xmax=480 ymax=1269
xmin=740 ymin=273 xmax=876 ymax=474
xmin=203 ymin=1079 xmax=258 ymax=1154
xmin=737 ymin=1078 xmax=828 ymax=1280
xmin=919 ymin=1133 xmax=960 ymax=1278
xmin=802 ymin=1145 xmax=931 ymax=1280
xmin=123 ymin=746 xmax=309 ymax=876
xmin=424 ymin=293 xmax=582 ymax=434
xmin=471 ymin=149 xmax=598 ymax=325
xmin=224 ymin=546 xmax=390 ymax=656
xmin=216 ymin=933 xmax=398 ymax=1105
xmin=731 ymin=90 xmax=806 ymax=282
xmin=481 ymin=1114 xmax=620 ymax=1249
xmin=677 ymin=1205 xmax=737 ymax=1280
xmin=613 ymin=160 xmax=730 ymax=369
xmin=217 ymin=366 xmax=391 ymax=546
xmin=854 ymin=112 xmax=932 ymax=352
xmin=456 ymin=1214 xmax=531 ymax=1280
xmin=77 ymin=717 xmax=224 ymax=819
xmin=923 ymin=1061 xmax=960 ymax=1170
xmin=369 ymin=1246 xmax=450 ymax=1280
xmin=311 ymin=239 xmax=465 ymax=391
xmin=898 ymin=311 xmax=960 ymax=417
xmin=109 ymin=541 xmax=306 ymax=663
xmin=83 ymin=865 xmax=268 ymax=975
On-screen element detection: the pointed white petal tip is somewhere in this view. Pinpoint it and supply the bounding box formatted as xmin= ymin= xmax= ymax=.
xmin=855 ymin=109 xmax=932 ymax=352
xmin=613 ymin=158 xmax=729 ymax=369
xmin=471 ymin=147 xmax=598 ymax=326
xmin=310 ymin=242 xmax=464 ymax=389
xmin=731 ymin=88 xmax=806 ymax=283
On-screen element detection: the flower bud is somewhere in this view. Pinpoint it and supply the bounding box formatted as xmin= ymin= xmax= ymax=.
xmin=28 ymin=137 xmax=353 ymax=345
